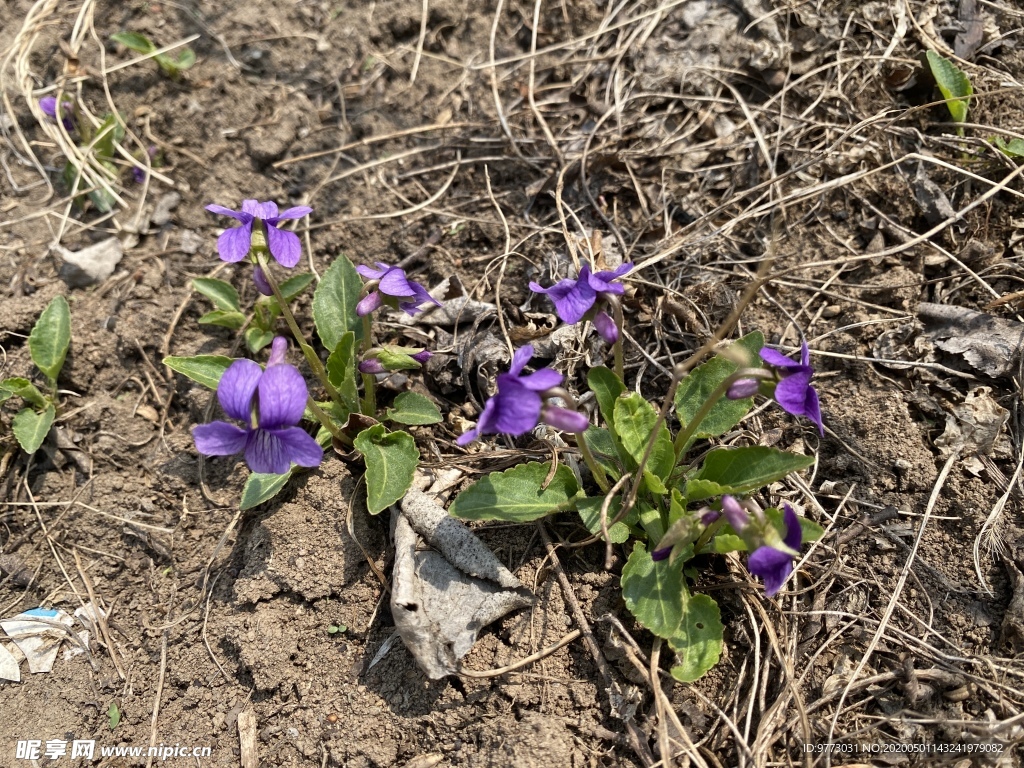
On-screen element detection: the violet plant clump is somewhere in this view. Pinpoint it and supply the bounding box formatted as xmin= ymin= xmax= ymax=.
xmin=449 ymin=276 xmax=827 ymax=682
xmin=166 ymin=200 xmax=443 ymax=512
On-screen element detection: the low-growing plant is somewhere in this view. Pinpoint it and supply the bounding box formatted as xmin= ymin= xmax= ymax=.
xmin=110 ymin=31 xmax=196 ymax=78
xmin=165 ymin=199 xmax=825 ymax=680
xmin=926 ymin=50 xmax=972 ymax=136
xmin=1 ymin=296 xmax=72 ymax=455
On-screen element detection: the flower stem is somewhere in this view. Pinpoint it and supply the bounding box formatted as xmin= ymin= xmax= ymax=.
xmin=360 ymin=314 xmax=376 ymax=416
xmin=610 ymin=297 xmax=625 ymax=381
xmin=575 ymin=431 xmax=611 ymax=493
xmin=256 ymin=254 xmax=343 ymax=408
xmin=693 ymin=516 xmax=725 ymax=555
xmin=305 ymin=396 xmax=349 ymax=445
xmin=672 ymin=373 xmax=743 ymax=460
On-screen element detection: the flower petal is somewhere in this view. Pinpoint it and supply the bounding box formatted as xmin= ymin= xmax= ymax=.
xmin=39 ymin=96 xmax=57 ymax=118
xmin=240 ymin=199 xmax=261 ymax=216
xmin=269 ymin=205 xmax=313 ymax=222
xmin=508 ymin=345 xmax=534 ymax=376
xmin=747 ymin=545 xmax=794 ymax=597
xmin=491 ymin=379 xmax=543 ymax=435
xmin=799 ymin=341 xmax=811 ymax=367
xmin=216 ymin=221 xmax=254 ymax=262
xmin=536 ymin=277 xmax=596 ymax=324
xmin=244 ymin=430 xmax=292 ymax=475
xmin=541 ymin=406 xmax=589 ymax=433
xmin=217 ymin=359 xmax=262 ymax=422
xmin=193 ymin=421 xmax=248 ymax=456
xmin=257 ymin=364 xmax=308 ymax=430
xmin=773 ymin=369 xmax=814 ymax=418
xmin=759 ymin=347 xmax=799 ymax=370
xmin=265 ymin=224 xmax=302 ymax=268
xmin=588 ymin=262 xmax=631 ymax=293
xmin=782 ymin=503 xmax=802 ymax=550
xmin=378 ymin=268 xmax=419 ymax=297
xmin=471 ymin=396 xmax=500 ymax=436
xmin=253 ymin=201 xmax=278 ymax=220
xmin=356 ymin=264 xmax=387 ymax=280
xmin=803 ymin=385 xmax=824 ymax=436
xmin=205 ymin=204 xmax=251 ymax=222
xmin=456 ymin=427 xmax=480 ymax=446
xmin=267 ymin=336 xmax=289 ymax=367
xmin=516 ymin=367 xmax=562 ymax=391
xmin=269 ymin=427 xmax=324 ymax=468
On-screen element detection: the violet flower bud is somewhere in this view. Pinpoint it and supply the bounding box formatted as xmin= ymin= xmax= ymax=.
xmin=358 ymin=359 xmax=385 ymax=375
xmin=253 ymin=265 xmax=273 ymax=296
xmin=727 ymin=378 xmax=759 ymax=400
xmin=411 ymin=350 xmax=432 ymax=364
xmin=721 ymin=495 xmax=749 ymax=532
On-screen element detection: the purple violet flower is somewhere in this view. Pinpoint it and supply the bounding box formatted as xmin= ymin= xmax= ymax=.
xmin=39 ymin=96 xmax=74 ymax=129
xmin=759 ymin=342 xmax=823 ymax=436
xmin=355 ymin=262 xmax=441 ymax=316
xmin=192 ymin=338 xmax=323 ymax=475
xmin=205 ymin=200 xmax=312 ymax=268
xmin=747 ymin=503 xmax=802 ymax=597
xmin=457 ymin=345 xmax=589 ymax=445
xmin=726 ymin=378 xmax=760 ymax=400
xmin=529 ymin=263 xmax=632 ymax=340
xmin=721 ymin=495 xmax=750 ymax=532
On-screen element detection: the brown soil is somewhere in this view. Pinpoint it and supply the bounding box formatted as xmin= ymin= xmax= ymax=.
xmin=1 ymin=0 xmax=1023 ymax=766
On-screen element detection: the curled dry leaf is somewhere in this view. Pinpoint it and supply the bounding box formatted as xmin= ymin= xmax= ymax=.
xmin=919 ymin=302 xmax=1024 ymax=378
xmin=390 ymin=485 xmax=534 ymax=679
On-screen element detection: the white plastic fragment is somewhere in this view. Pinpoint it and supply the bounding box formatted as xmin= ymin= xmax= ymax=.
xmin=0 ymin=607 xmax=75 ymax=674
xmin=0 ymin=643 xmax=20 ymax=682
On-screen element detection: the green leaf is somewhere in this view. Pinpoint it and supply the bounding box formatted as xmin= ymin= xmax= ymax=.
xmin=12 ymin=405 xmax=55 ymax=454
xmin=614 ymin=393 xmax=675 ymax=493
xmin=994 ymin=136 xmax=1024 ymax=158
xmin=675 ymin=331 xmax=764 ymax=445
xmin=681 ymin=477 xmax=730 ymax=503
xmin=107 ymin=701 xmax=122 ymax=730
xmin=93 ymin=113 xmax=125 ymax=161
xmin=198 ymin=309 xmax=246 ymax=330
xmin=694 ymin=446 xmax=814 ymax=496
xmin=449 ymin=461 xmax=579 ymax=522
xmin=29 ymin=295 xmax=71 ymax=383
xmin=192 ymin=278 xmax=240 ymax=311
xmin=926 ymin=50 xmax=972 ymax=125
xmin=0 ymin=377 xmax=48 ymax=409
xmin=111 ymin=31 xmax=156 ymax=54
xmin=245 ymin=328 xmax=275 ymax=353
xmin=588 ymin=366 xmax=625 ymax=432
xmin=312 ymin=255 xmax=363 ymax=353
xmin=708 ymin=532 xmax=747 ymax=554
xmin=581 ymin=426 xmax=624 ymax=479
xmin=354 ymin=425 xmax=419 ymax=514
xmin=765 ymin=507 xmax=824 ymax=543
xmin=669 ymin=594 xmax=724 ymax=683
xmin=577 ymin=495 xmax=631 ymax=544
xmin=241 ymin=471 xmax=292 ymax=510
xmin=326 ymin=332 xmax=359 ymax=412
xmin=162 ymin=355 xmax=234 ymax=390
xmin=385 ymin=392 xmax=442 ymax=425
xmin=621 ymin=543 xmax=723 ymax=683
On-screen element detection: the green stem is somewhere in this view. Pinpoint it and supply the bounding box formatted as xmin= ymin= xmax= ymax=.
xmin=575 ymin=432 xmax=611 ymax=493
xmin=360 ymin=314 xmax=376 ymax=416
xmin=610 ymin=298 xmax=625 ymax=382
xmin=256 ymin=254 xmax=343 ymax=408
xmin=672 ymin=373 xmax=742 ymax=460
xmin=306 ymin=396 xmax=350 ymax=445
xmin=693 ymin=516 xmax=725 ymax=555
